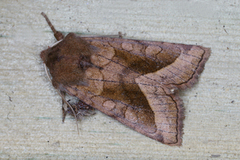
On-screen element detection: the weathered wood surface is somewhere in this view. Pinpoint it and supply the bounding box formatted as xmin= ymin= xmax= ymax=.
xmin=0 ymin=0 xmax=239 ymax=159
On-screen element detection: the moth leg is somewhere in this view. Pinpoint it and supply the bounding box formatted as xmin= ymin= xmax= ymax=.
xmin=118 ymin=32 xmax=126 ymax=38
xmin=60 ymin=91 xmax=69 ymax=123
xmin=61 ymin=91 xmax=95 ymax=121
xmin=61 ymin=99 xmax=68 ymax=123
xmin=118 ymin=32 xmax=123 ymax=38
xmin=66 ymin=100 xmax=96 ymax=120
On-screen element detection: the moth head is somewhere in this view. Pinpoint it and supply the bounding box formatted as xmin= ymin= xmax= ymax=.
xmin=40 ymin=46 xmax=56 ymax=64
xmin=41 ymin=33 xmax=92 ymax=63
xmin=40 ymin=33 xmax=98 ymax=88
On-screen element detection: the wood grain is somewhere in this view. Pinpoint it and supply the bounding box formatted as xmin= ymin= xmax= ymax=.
xmin=0 ymin=0 xmax=239 ymax=159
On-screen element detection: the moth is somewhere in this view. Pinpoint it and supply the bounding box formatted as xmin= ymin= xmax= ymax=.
xmin=40 ymin=12 xmax=210 ymax=146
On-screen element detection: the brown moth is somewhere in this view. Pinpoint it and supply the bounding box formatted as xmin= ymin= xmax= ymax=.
xmin=40 ymin=12 xmax=210 ymax=146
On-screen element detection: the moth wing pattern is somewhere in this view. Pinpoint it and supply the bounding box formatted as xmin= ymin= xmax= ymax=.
xmin=62 ymin=37 xmax=210 ymax=146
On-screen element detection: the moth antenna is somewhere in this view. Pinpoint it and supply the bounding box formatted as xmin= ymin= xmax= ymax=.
xmin=41 ymin=12 xmax=64 ymax=41
xmin=43 ymin=63 xmax=80 ymax=134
